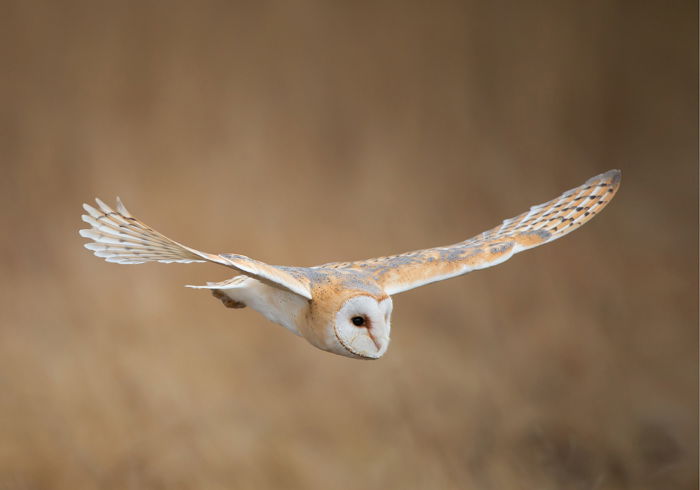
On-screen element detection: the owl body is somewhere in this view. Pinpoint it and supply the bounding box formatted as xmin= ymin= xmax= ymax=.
xmin=80 ymin=170 xmax=620 ymax=360
xmin=214 ymin=271 xmax=392 ymax=358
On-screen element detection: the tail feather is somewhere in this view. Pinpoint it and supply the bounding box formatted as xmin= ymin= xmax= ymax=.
xmin=185 ymin=275 xmax=251 ymax=289
xmin=79 ymin=197 xmax=209 ymax=264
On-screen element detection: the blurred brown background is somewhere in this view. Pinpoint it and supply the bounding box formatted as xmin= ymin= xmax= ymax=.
xmin=0 ymin=1 xmax=697 ymax=489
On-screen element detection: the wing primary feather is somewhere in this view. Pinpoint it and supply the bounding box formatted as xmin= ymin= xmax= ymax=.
xmin=79 ymin=198 xmax=314 ymax=299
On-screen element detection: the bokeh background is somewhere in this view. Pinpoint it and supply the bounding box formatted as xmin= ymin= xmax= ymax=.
xmin=0 ymin=1 xmax=697 ymax=489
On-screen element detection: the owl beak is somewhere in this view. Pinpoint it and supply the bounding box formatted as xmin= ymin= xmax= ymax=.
xmin=368 ymin=328 xmax=388 ymax=353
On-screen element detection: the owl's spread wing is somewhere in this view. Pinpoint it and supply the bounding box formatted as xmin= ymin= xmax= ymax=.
xmin=322 ymin=170 xmax=621 ymax=295
xmin=79 ymin=198 xmax=313 ymax=299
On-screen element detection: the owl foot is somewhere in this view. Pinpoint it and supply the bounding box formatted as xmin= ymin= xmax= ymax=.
xmin=211 ymin=289 xmax=246 ymax=309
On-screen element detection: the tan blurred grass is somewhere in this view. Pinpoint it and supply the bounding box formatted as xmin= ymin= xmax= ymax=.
xmin=0 ymin=1 xmax=697 ymax=489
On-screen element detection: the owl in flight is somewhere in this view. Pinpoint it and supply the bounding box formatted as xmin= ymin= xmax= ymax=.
xmin=80 ymin=170 xmax=620 ymax=360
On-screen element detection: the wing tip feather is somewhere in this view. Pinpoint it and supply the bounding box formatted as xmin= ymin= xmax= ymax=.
xmin=589 ymin=168 xmax=621 ymax=186
xmin=115 ymin=196 xmax=132 ymax=216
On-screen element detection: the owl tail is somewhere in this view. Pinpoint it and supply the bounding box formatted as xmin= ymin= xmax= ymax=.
xmin=79 ymin=198 xmax=218 ymax=265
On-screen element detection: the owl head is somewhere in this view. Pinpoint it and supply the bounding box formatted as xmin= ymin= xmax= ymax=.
xmin=303 ymin=292 xmax=393 ymax=359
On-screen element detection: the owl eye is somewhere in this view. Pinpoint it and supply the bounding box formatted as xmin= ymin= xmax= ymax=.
xmin=351 ymin=316 xmax=366 ymax=327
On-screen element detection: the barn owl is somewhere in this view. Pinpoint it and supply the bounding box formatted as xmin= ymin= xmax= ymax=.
xmin=80 ymin=170 xmax=620 ymax=359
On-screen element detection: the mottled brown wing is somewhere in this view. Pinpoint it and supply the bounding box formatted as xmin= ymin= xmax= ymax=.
xmin=79 ymin=198 xmax=313 ymax=299
xmin=323 ymin=170 xmax=621 ymax=295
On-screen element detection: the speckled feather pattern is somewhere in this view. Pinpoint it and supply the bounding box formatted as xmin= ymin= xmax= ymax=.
xmin=318 ymin=169 xmax=621 ymax=294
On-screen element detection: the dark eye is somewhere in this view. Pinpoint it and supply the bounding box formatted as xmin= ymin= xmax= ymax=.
xmin=351 ymin=316 xmax=366 ymax=327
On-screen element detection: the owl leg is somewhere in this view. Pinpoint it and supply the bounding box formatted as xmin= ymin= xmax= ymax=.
xmin=212 ymin=289 xmax=247 ymax=309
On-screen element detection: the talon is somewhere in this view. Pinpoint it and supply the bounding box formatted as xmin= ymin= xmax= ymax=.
xmin=211 ymin=289 xmax=246 ymax=309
